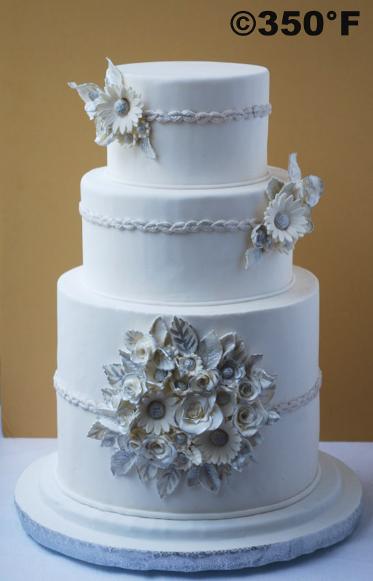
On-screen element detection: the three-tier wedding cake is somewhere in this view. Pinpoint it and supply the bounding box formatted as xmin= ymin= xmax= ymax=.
xmin=15 ymin=60 xmax=362 ymax=572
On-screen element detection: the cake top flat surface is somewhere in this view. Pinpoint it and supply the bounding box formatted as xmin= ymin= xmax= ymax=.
xmin=119 ymin=61 xmax=267 ymax=81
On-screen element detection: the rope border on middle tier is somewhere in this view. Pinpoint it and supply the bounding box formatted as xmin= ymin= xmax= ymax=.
xmin=79 ymin=203 xmax=255 ymax=234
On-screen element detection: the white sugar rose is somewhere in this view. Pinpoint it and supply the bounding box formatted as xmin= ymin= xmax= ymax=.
xmin=233 ymin=401 xmax=270 ymax=438
xmin=130 ymin=334 xmax=156 ymax=365
xmin=238 ymin=378 xmax=261 ymax=403
xmin=190 ymin=369 xmax=220 ymax=394
xmin=248 ymin=367 xmax=276 ymax=404
xmin=121 ymin=374 xmax=146 ymax=404
xmin=175 ymin=394 xmax=223 ymax=436
xmin=141 ymin=435 xmax=177 ymax=469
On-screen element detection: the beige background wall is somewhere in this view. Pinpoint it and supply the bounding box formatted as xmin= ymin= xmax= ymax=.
xmin=1 ymin=0 xmax=372 ymax=439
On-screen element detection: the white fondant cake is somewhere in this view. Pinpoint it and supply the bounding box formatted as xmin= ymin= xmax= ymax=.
xmin=15 ymin=60 xmax=362 ymax=571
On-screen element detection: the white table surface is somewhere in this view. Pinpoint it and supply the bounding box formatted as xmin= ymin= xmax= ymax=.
xmin=1 ymin=438 xmax=372 ymax=581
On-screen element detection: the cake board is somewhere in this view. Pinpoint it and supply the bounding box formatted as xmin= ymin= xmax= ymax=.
xmin=15 ymin=451 xmax=362 ymax=572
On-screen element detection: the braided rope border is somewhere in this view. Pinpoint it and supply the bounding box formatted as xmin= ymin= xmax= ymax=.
xmin=274 ymin=372 xmax=322 ymax=415
xmin=53 ymin=371 xmax=321 ymax=417
xmin=143 ymin=104 xmax=272 ymax=125
xmin=79 ymin=204 xmax=254 ymax=234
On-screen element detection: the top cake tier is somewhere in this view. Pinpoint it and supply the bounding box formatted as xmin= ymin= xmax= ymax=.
xmin=107 ymin=61 xmax=270 ymax=187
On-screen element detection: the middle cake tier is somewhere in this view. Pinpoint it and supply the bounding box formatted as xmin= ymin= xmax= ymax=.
xmin=80 ymin=167 xmax=293 ymax=304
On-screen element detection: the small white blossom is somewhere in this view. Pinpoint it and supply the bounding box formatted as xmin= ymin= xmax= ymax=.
xmin=264 ymin=191 xmax=311 ymax=245
xmin=137 ymin=391 xmax=178 ymax=435
xmin=195 ymin=422 xmax=241 ymax=465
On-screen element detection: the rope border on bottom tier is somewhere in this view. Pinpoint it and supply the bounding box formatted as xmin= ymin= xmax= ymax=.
xmin=53 ymin=370 xmax=322 ymax=417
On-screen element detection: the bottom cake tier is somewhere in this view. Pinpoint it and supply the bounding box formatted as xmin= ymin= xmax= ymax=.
xmin=55 ymin=266 xmax=320 ymax=518
xmin=15 ymin=451 xmax=362 ymax=571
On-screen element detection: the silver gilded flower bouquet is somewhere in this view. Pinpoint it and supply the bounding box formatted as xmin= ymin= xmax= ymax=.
xmin=87 ymin=316 xmax=279 ymax=498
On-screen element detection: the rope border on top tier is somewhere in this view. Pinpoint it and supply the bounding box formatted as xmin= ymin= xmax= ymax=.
xmin=144 ymin=104 xmax=272 ymax=125
xmin=53 ymin=370 xmax=322 ymax=417
xmin=79 ymin=203 xmax=255 ymax=234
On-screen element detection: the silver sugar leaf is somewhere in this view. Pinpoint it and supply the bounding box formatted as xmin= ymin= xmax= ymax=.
xmin=170 ymin=317 xmax=199 ymax=355
xmin=101 ymin=432 xmax=117 ymax=447
xmin=267 ymin=410 xmax=281 ymax=424
xmin=302 ymin=175 xmax=324 ymax=208
xmin=157 ymin=468 xmax=181 ymax=499
xmin=246 ymin=354 xmax=263 ymax=372
xmin=153 ymin=348 xmax=175 ymax=371
xmin=220 ymin=333 xmax=237 ymax=359
xmin=124 ymin=330 xmax=143 ymax=350
xmin=119 ymin=350 xmax=142 ymax=375
xmin=110 ymin=450 xmax=137 ymax=477
xmin=105 ymin=57 xmax=123 ymax=88
xmin=288 ymin=152 xmax=302 ymax=182
xmin=101 ymin=386 xmax=118 ymax=404
xmin=199 ymin=331 xmax=223 ymax=370
xmin=149 ymin=316 xmax=169 ymax=346
xmin=67 ymin=81 xmax=102 ymax=105
xmin=232 ymin=337 xmax=248 ymax=365
xmin=244 ymin=247 xmax=263 ymax=270
xmin=187 ymin=465 xmax=200 ymax=487
xmin=185 ymin=445 xmax=203 ymax=466
xmin=266 ymin=176 xmax=284 ymax=201
xmin=232 ymin=442 xmax=254 ymax=472
xmin=103 ymin=363 xmax=124 ymax=386
xmin=137 ymin=460 xmax=158 ymax=482
xmin=118 ymin=434 xmax=129 ymax=450
xmin=249 ymin=432 xmax=263 ymax=448
xmin=198 ymin=464 xmax=221 ymax=494
xmin=87 ymin=421 xmax=109 ymax=440
xmin=139 ymin=136 xmax=156 ymax=160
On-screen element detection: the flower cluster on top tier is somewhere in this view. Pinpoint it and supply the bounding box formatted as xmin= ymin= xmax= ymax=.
xmin=87 ymin=317 xmax=279 ymax=498
xmin=69 ymin=59 xmax=156 ymax=158
xmin=245 ymin=153 xmax=324 ymax=268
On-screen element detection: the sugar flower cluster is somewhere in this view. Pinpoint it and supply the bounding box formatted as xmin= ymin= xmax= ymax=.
xmin=245 ymin=154 xmax=324 ymax=268
xmin=69 ymin=59 xmax=155 ymax=158
xmin=88 ymin=317 xmax=279 ymax=498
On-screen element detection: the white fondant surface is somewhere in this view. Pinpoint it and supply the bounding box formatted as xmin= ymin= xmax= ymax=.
xmin=81 ymin=166 xmax=292 ymax=303
xmin=107 ymin=61 xmax=269 ymax=186
xmin=56 ymin=266 xmax=319 ymax=516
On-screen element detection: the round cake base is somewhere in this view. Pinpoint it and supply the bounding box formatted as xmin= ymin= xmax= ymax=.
xmin=15 ymin=452 xmax=362 ymax=572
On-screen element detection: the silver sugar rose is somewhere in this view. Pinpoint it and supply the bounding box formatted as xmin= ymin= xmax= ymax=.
xmin=87 ymin=316 xmax=279 ymax=498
